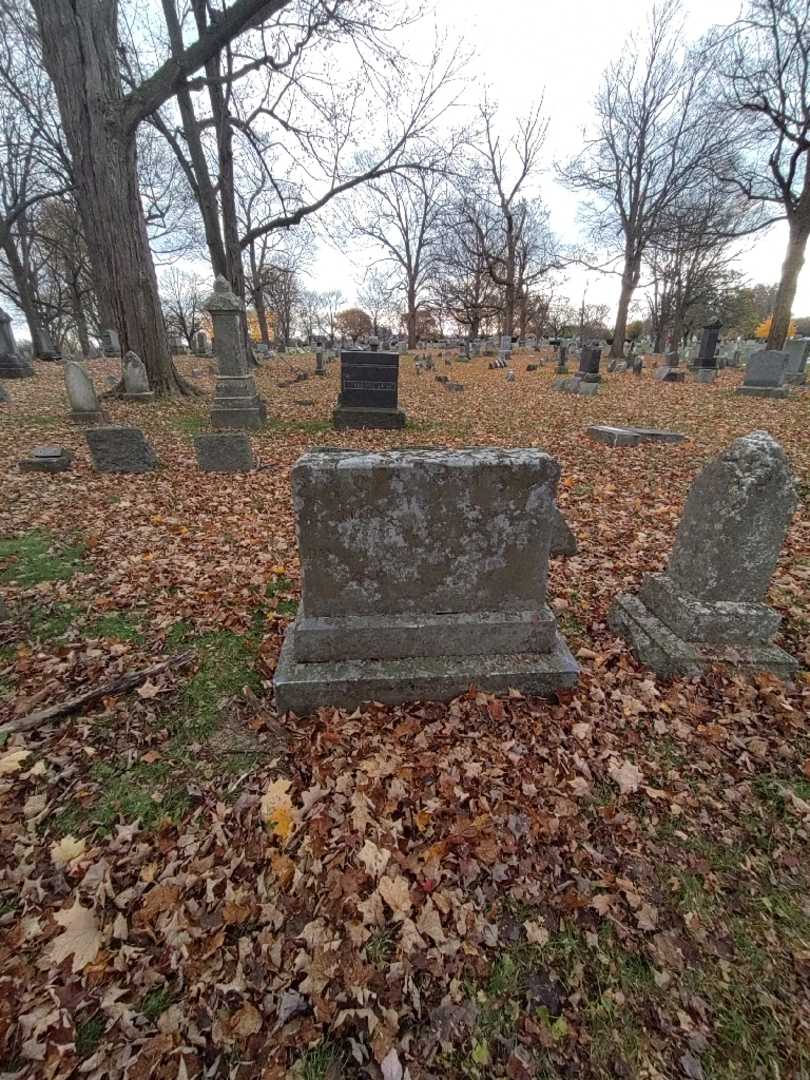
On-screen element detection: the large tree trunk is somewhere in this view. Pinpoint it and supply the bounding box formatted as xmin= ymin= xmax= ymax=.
xmin=610 ymin=256 xmax=640 ymax=358
xmin=71 ymin=282 xmax=91 ymax=356
xmin=767 ymin=213 xmax=810 ymax=351
xmin=32 ymin=0 xmax=190 ymax=396
xmin=406 ymin=281 xmax=417 ymax=349
xmin=2 ymin=236 xmax=47 ymax=356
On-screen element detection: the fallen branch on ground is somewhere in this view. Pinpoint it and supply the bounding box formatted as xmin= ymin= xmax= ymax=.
xmin=2 ymin=651 xmax=194 ymax=735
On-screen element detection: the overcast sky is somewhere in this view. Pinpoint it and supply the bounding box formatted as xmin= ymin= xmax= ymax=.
xmin=308 ymin=0 xmax=809 ymax=321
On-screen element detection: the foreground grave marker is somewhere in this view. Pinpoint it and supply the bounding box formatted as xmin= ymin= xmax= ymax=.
xmin=275 ymin=448 xmax=579 ymax=713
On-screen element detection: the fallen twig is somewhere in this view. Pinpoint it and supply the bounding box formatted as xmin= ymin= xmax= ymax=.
xmin=2 ymin=651 xmax=194 ymax=736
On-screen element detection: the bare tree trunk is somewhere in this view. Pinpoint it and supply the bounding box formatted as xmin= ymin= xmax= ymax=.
xmin=72 ymin=284 xmax=91 ymax=356
xmin=32 ymin=0 xmax=191 ymax=396
xmin=610 ymin=257 xmax=640 ymax=358
xmin=2 ymin=237 xmax=47 ymax=356
xmin=767 ymin=214 xmax=810 ymax=350
xmin=407 ymin=281 xmax=417 ymax=349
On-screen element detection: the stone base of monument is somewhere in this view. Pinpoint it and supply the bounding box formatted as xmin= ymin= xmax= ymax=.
xmin=274 ymin=623 xmax=579 ymax=714
xmin=70 ymin=409 xmax=107 ymax=426
xmin=19 ymin=447 xmax=73 ymax=473
xmin=695 ymin=368 xmax=716 ymax=384
xmin=210 ymin=374 xmax=267 ymax=430
xmin=553 ymin=376 xmax=599 ymax=396
xmin=0 ymin=352 xmax=34 ymax=378
xmin=332 ymin=405 xmax=406 ymax=430
xmin=733 ymin=385 xmax=790 ymax=399
xmin=120 ymin=392 xmax=155 ymax=403
xmin=655 ymin=366 xmax=685 ymax=382
xmin=609 ymin=593 xmax=797 ymax=680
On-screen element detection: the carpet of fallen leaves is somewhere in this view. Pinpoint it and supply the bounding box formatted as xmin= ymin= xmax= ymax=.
xmin=0 ymin=352 xmax=808 ymax=1080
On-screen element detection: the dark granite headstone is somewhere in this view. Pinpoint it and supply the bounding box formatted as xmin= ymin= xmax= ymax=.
xmin=333 ymin=350 xmax=405 ymax=429
xmin=578 ymin=346 xmax=601 ymax=382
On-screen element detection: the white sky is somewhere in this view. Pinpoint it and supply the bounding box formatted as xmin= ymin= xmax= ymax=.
xmin=308 ymin=0 xmax=808 ymax=320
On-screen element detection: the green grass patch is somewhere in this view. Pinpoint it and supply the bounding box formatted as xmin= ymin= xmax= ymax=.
xmin=28 ymin=603 xmax=81 ymax=643
xmin=86 ymin=612 xmax=145 ymax=643
xmin=295 ymin=1040 xmax=347 ymax=1080
xmin=170 ymin=412 xmax=209 ymax=435
xmin=75 ymin=1015 xmax=106 ymax=1058
xmin=365 ymin=928 xmax=396 ymax=968
xmin=175 ymin=629 xmax=261 ymax=738
xmin=53 ymin=760 xmax=192 ymax=837
xmin=141 ymin=987 xmax=173 ymax=1024
xmin=0 ymin=530 xmax=85 ymax=586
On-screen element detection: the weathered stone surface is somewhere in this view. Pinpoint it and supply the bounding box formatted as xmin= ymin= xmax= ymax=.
xmin=206 ymin=276 xmax=267 ymax=428
xmin=0 ymin=384 xmax=10 ymax=403
xmin=734 ymin=385 xmax=791 ymax=399
xmin=655 ymin=366 xmax=685 ymax=382
xmin=550 ymin=505 xmax=577 ymax=557
xmin=784 ymin=338 xmax=809 ymax=384
xmin=86 ymin=427 xmax=158 ymax=473
xmin=333 ymin=406 xmax=406 ymax=429
xmin=740 ymin=350 xmax=788 ymax=389
xmin=295 ymin=448 xmax=558 ymax=617
xmin=275 ymin=447 xmax=578 ymax=712
xmin=275 ymin=629 xmax=579 ymax=714
xmin=0 ymin=307 xmax=33 ymax=378
xmin=101 ymin=328 xmax=121 ymax=357
xmin=64 ymin=361 xmax=104 ymax=422
xmin=668 ymin=431 xmax=796 ymax=604
xmin=446 ymin=381 xmax=464 ymax=392
xmin=194 ymin=432 xmax=255 ymax=473
xmin=122 ymin=351 xmax=154 ymax=402
xmin=694 ymin=367 xmax=716 ymax=384
xmin=553 ymin=376 xmax=599 ymax=396
xmin=19 ymin=446 xmax=73 ymax=473
xmin=610 ymin=431 xmax=798 ymax=676
xmin=609 ymin=594 xmax=797 ymax=679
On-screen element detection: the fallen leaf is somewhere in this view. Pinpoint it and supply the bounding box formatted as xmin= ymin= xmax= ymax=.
xmin=0 ymin=749 xmax=31 ymax=775
xmin=609 ymin=759 xmax=643 ymax=794
xmin=379 ymin=875 xmax=412 ymax=920
xmin=51 ymin=835 xmax=87 ymax=867
xmin=50 ymin=897 xmax=102 ymax=973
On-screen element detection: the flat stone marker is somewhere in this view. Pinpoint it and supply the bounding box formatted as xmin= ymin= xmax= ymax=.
xmin=553 ymin=375 xmax=599 ymax=396
xmin=610 ymin=431 xmax=798 ymax=678
xmin=86 ymin=427 xmax=158 ymax=473
xmin=588 ymin=425 xmax=686 ymax=447
xmin=654 ymin=366 xmax=685 ymax=383
xmin=19 ymin=446 xmax=73 ymax=473
xmin=446 ymin=381 xmax=464 ymax=392
xmin=735 ymin=350 xmax=790 ymax=398
xmin=194 ymin=432 xmax=254 ymax=473
xmin=274 ymin=448 xmax=579 ymax=713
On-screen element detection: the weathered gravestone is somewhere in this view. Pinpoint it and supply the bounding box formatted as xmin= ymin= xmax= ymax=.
xmin=64 ymin=360 xmax=105 ymax=424
xmin=37 ymin=328 xmax=62 ymax=362
xmin=735 ymin=350 xmax=790 ymax=399
xmin=19 ymin=446 xmax=73 ymax=473
xmin=578 ymin=345 xmax=601 ymax=382
xmin=101 ymin=329 xmax=121 ymax=358
xmin=610 ymin=431 xmax=798 ymax=678
xmin=194 ymin=330 xmax=211 ymax=356
xmin=506 ymin=370 xmax=516 ymax=382
xmin=207 ymin=277 xmax=267 ymax=430
xmin=446 ymin=381 xmax=464 ymax=392
xmin=314 ymin=350 xmax=326 ymax=375
xmin=122 ymin=351 xmax=154 ymax=402
xmin=333 ymin=350 xmax=405 ymax=429
xmin=274 ymin=448 xmax=580 ymax=713
xmin=86 ymin=427 xmax=158 ymax=473
xmin=553 ymin=375 xmax=599 ymax=396
xmin=0 ymin=308 xmax=33 ymax=378
xmin=784 ymin=338 xmax=809 ymax=385
xmin=550 ymin=506 xmax=577 ymax=557
xmin=194 ymin=432 xmax=255 ymax=473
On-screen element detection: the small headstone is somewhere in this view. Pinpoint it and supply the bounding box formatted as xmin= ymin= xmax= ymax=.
xmin=64 ymin=360 xmax=104 ymax=424
xmin=19 ymin=446 xmax=73 ymax=473
xmin=610 ymin=431 xmax=798 ymax=678
xmin=86 ymin=427 xmax=158 ymax=473
xmin=526 ymin=364 xmax=538 ymax=372
xmin=784 ymin=338 xmax=809 ymax=385
xmin=550 ymin=505 xmax=577 ymax=557
xmin=506 ymin=370 xmax=516 ymax=382
xmin=655 ymin=366 xmax=685 ymax=383
xmin=436 ymin=374 xmax=449 ymax=384
xmin=194 ymin=433 xmax=255 ymax=473
xmin=194 ymin=330 xmax=211 ymax=356
xmin=101 ymin=328 xmax=121 ymax=358
xmin=122 ymin=351 xmax=154 ymax=402
xmin=446 ymin=381 xmax=464 ymax=392
xmin=553 ymin=375 xmax=599 ymax=396
xmin=588 ymin=425 xmax=686 ymax=447
xmin=315 ymin=350 xmax=326 ymax=375
xmin=735 ymin=350 xmax=790 ymax=398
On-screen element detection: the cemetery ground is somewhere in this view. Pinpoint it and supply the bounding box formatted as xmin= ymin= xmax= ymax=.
xmin=0 ymin=353 xmax=809 ymax=1080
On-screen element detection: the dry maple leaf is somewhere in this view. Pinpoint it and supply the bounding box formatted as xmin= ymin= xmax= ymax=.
xmin=378 ymin=875 xmax=412 ymax=920
xmin=609 ymin=759 xmax=643 ymax=795
xmin=50 ymin=897 xmax=102 ymax=973
xmin=636 ymin=903 xmax=659 ymax=931
xmin=0 ymin=749 xmax=31 ymax=776
xmin=260 ymin=777 xmax=297 ymax=842
xmin=50 ymin=835 xmax=86 ymax=867
xmin=416 ymin=898 xmax=446 ymax=944
xmin=136 ymin=679 xmax=161 ymax=699
xmin=358 ymin=838 xmax=390 ymax=879
xmin=229 ymin=1002 xmax=262 ymax=1039
xmin=524 ymin=919 xmax=549 ymax=946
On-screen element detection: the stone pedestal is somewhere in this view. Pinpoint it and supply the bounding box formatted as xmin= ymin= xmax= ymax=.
xmin=274 ymin=448 xmax=579 ymax=713
xmin=206 ymin=277 xmax=266 ymax=430
xmin=19 ymin=447 xmax=73 ymax=473
xmin=610 ymin=431 xmax=798 ymax=678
